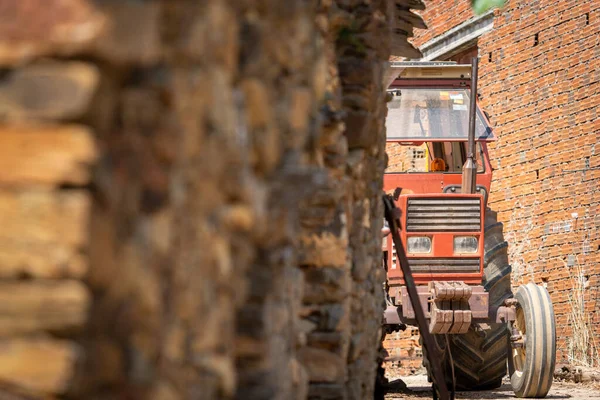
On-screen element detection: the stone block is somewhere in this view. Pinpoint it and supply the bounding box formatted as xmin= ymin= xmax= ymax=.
xmin=300 ymin=206 xmax=338 ymax=230
xmin=301 ymin=304 xmax=349 ymax=332
xmin=0 ymin=190 xmax=90 ymax=279
xmin=192 ymin=354 xmax=236 ymax=397
xmin=0 ymin=190 xmax=91 ymax=247
xmin=290 ymin=357 xmax=309 ymax=400
xmin=0 ymin=61 xmax=99 ymax=120
xmin=348 ymin=333 xmax=364 ymax=362
xmin=289 ymin=88 xmax=313 ymax=133
xmin=307 ymin=383 xmax=347 ymax=400
xmin=306 ymin=332 xmax=346 ymax=354
xmin=301 ymin=175 xmax=346 ymax=208
xmin=302 ymin=266 xmax=350 ymax=304
xmin=0 ymin=124 xmax=97 ymax=186
xmin=140 ymin=209 xmax=173 ymax=256
xmin=241 ymin=78 xmax=281 ymax=174
xmin=92 ymin=1 xmax=161 ymax=65
xmin=351 ymin=247 xmax=375 ymax=282
xmin=0 ymin=280 xmax=90 ymax=335
xmin=346 ymin=357 xmax=375 ymax=400
xmin=149 ymin=381 xmax=180 ymax=400
xmin=0 ymin=337 xmax=79 ymax=395
xmin=312 ymin=53 xmax=329 ymax=102
xmin=338 ymin=58 xmax=377 ymax=86
xmin=342 ymin=93 xmax=371 ymax=112
xmin=0 ymin=0 xmax=105 ymax=65
xmin=298 ymin=232 xmax=348 ymax=268
xmin=344 ymin=110 xmax=376 ymax=149
xmin=298 ymin=347 xmax=344 ymax=383
xmin=346 ymin=149 xmax=366 ymax=178
xmin=241 ymin=79 xmax=272 ymax=130
xmin=219 ymin=204 xmax=255 ymax=233
xmin=162 ymin=1 xmax=238 ymax=70
xmin=76 ymin=338 xmax=124 ymax=390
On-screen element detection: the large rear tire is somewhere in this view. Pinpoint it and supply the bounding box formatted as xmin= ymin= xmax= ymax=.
xmin=424 ymin=209 xmax=512 ymax=390
xmin=509 ymin=283 xmax=556 ymax=398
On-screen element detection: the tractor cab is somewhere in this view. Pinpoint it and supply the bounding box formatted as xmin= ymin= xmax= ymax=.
xmin=385 ymin=62 xmax=495 ymax=201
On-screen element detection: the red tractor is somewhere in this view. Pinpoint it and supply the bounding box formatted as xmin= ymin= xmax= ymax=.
xmin=382 ymin=60 xmax=555 ymax=398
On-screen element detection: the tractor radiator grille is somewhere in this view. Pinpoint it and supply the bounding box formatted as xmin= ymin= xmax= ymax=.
xmin=406 ymin=198 xmax=481 ymax=232
xmin=408 ymin=258 xmax=481 ymax=273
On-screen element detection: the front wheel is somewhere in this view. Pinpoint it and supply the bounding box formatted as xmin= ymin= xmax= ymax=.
xmin=509 ymin=283 xmax=556 ymax=398
xmin=422 ymin=208 xmax=512 ymax=390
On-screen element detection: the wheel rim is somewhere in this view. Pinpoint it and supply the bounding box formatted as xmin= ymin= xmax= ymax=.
xmin=511 ymin=304 xmax=527 ymax=377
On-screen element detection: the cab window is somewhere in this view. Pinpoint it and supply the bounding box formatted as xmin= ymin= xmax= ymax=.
xmin=386 ymin=141 xmax=485 ymax=173
xmin=386 ymin=88 xmax=493 ymax=141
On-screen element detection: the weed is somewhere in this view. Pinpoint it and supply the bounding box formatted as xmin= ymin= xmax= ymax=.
xmin=564 ymin=256 xmax=600 ymax=367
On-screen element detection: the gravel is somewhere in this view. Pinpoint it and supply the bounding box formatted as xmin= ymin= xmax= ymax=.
xmin=385 ymin=374 xmax=600 ymax=399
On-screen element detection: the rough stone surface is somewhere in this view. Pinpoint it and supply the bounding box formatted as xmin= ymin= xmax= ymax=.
xmin=0 ymin=0 xmax=105 ymax=65
xmin=0 ymin=190 xmax=90 ymax=279
xmin=91 ymin=1 xmax=162 ymax=65
xmin=0 ymin=338 xmax=79 ymax=395
xmin=0 ymin=0 xmax=424 ymax=398
xmin=299 ymin=232 xmax=349 ymax=268
xmin=298 ymin=347 xmax=345 ymax=382
xmin=0 ymin=1 xmax=98 ymax=389
xmin=0 ymin=125 xmax=97 ymax=186
xmin=0 ymin=61 xmax=99 ymax=120
xmin=0 ymin=281 xmax=90 ymax=335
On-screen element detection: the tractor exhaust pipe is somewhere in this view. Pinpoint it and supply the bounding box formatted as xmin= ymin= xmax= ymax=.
xmin=462 ymin=56 xmax=478 ymax=194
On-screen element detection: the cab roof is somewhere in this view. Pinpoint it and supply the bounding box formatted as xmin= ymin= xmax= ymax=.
xmin=385 ymin=61 xmax=472 ymax=86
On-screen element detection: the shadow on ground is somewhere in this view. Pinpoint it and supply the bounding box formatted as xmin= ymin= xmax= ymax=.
xmin=385 ymin=379 xmax=573 ymax=399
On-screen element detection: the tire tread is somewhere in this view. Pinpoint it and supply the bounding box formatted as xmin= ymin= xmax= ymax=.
xmin=510 ymin=283 xmax=556 ymax=398
xmin=423 ymin=208 xmax=511 ymax=391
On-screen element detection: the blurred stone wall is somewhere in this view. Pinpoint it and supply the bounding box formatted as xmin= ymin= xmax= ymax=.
xmin=0 ymin=0 xmax=419 ymax=398
xmin=0 ymin=0 xmax=101 ymax=397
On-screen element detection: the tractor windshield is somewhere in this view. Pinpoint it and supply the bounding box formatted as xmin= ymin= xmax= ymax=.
xmin=386 ymin=88 xmax=493 ymax=141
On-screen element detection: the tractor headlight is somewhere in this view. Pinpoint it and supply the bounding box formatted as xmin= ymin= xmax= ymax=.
xmin=453 ymin=236 xmax=479 ymax=254
xmin=407 ymin=236 xmax=432 ymax=254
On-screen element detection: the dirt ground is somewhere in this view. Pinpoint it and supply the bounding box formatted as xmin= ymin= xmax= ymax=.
xmin=385 ymin=374 xmax=600 ymax=400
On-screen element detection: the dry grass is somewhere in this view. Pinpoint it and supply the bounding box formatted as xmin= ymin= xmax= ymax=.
xmin=565 ymin=256 xmax=600 ymax=368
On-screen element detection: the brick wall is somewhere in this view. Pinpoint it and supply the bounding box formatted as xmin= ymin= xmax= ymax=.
xmin=477 ymin=0 xmax=600 ymax=367
xmin=382 ymin=327 xmax=423 ymax=376
xmin=385 ymin=143 xmax=428 ymax=173
xmin=385 ymin=0 xmax=600 ymax=371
